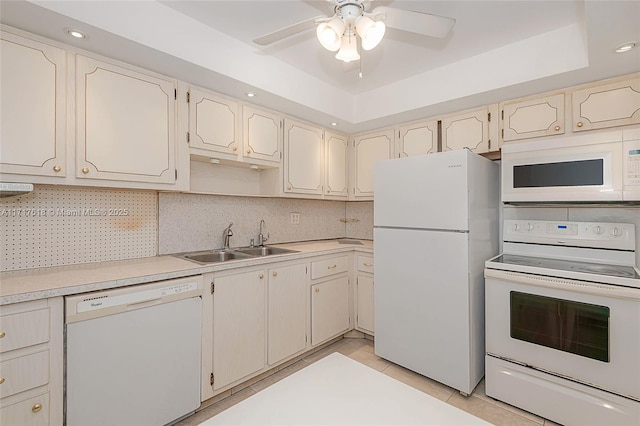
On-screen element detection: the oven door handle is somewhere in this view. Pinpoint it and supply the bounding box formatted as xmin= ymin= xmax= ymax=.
xmin=484 ymin=268 xmax=640 ymax=301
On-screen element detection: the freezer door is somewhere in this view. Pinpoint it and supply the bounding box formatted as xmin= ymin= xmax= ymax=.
xmin=374 ymin=150 xmax=469 ymax=231
xmin=374 ymin=227 xmax=480 ymax=394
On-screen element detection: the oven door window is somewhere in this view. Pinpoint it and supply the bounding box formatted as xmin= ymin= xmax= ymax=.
xmin=513 ymin=159 xmax=603 ymax=188
xmin=510 ymin=291 xmax=609 ymax=362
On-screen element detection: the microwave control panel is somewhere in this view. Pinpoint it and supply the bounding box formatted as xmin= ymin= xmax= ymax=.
xmin=623 ymin=140 xmax=640 ymax=185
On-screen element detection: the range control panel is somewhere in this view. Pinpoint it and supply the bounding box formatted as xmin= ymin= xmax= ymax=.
xmin=504 ymin=220 xmax=636 ymax=250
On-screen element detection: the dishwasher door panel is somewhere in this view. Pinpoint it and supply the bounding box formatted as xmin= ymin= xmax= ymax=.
xmin=66 ymin=296 xmax=201 ymax=426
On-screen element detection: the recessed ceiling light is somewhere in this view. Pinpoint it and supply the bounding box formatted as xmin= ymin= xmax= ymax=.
xmin=65 ymin=28 xmax=87 ymax=39
xmin=330 ymin=122 xmax=338 ymax=126
xmin=614 ymin=41 xmax=637 ymax=53
xmin=246 ymin=92 xmax=256 ymax=98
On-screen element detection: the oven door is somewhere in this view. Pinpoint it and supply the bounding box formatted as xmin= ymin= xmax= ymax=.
xmin=501 ymin=139 xmax=623 ymax=202
xmin=485 ymin=268 xmax=640 ymax=400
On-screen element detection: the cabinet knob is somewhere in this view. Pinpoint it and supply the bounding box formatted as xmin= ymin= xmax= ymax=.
xmin=53 ymin=165 xmax=61 ymax=172
xmin=233 ymin=146 xmax=238 ymax=152
xmin=326 ymin=189 xmax=331 ymax=194
xmin=272 ymin=272 xmax=278 ymax=277
xmin=0 ymin=331 xmax=5 ymax=338
xmin=577 ymin=121 xmax=584 ymax=128
xmin=315 ymin=288 xmax=320 ymax=293
xmin=0 ymin=378 xmax=5 ymax=384
xmin=554 ymin=126 xmax=561 ymax=131
xmin=259 ymin=274 xmax=264 ymax=279
xmin=246 ymin=149 xmax=251 ymax=155
xmin=81 ymin=167 xmax=89 ymax=174
xmin=32 ymin=403 xmax=42 ymax=413
xmin=287 ymin=185 xmax=292 ymax=190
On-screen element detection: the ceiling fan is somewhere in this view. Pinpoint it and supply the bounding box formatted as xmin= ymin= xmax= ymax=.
xmin=253 ymin=0 xmax=456 ymax=63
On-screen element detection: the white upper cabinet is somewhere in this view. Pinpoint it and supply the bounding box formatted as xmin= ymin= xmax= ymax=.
xmin=441 ymin=105 xmax=498 ymax=154
xmin=0 ymin=31 xmax=66 ymax=179
xmin=324 ymin=132 xmax=349 ymax=199
xmin=571 ymin=75 xmax=640 ymax=132
xmin=351 ymin=129 xmax=395 ymax=199
xmin=242 ymin=105 xmax=282 ymax=165
xmin=398 ymin=120 xmax=437 ymax=157
xmin=76 ymin=55 xmax=177 ymax=184
xmin=283 ymin=119 xmax=324 ymax=196
xmin=501 ymin=93 xmax=565 ymax=142
xmin=188 ymin=87 xmax=240 ymax=156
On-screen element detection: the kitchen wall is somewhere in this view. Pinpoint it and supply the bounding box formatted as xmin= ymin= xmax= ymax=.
xmin=0 ymin=186 xmax=157 ymax=272
xmin=158 ymin=193 xmax=373 ymax=255
xmin=504 ymin=205 xmax=640 ymax=266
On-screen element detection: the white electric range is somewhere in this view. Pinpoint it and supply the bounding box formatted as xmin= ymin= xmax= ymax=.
xmin=484 ymin=220 xmax=640 ymax=426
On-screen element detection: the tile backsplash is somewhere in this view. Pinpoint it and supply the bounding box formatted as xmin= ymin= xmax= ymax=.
xmin=0 ymin=186 xmax=157 ymax=271
xmin=158 ymin=193 xmax=366 ymax=255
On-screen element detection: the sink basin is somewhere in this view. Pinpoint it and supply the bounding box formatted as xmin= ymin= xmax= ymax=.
xmin=183 ymin=250 xmax=253 ymax=264
xmin=234 ymin=246 xmax=300 ymax=257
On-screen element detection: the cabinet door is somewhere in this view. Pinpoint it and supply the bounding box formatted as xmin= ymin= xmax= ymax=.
xmin=283 ymin=119 xmax=323 ymax=196
xmin=311 ymin=277 xmax=350 ymax=345
xmin=189 ymin=88 xmax=240 ymax=155
xmin=441 ymin=107 xmax=493 ymax=154
xmin=572 ymin=77 xmax=640 ymax=132
xmin=398 ymin=121 xmax=437 ymax=157
xmin=324 ymin=132 xmax=348 ymax=199
xmin=501 ymin=93 xmax=565 ymax=141
xmin=76 ymin=55 xmax=176 ymax=184
xmin=243 ymin=105 xmax=281 ymax=164
xmin=0 ymin=392 xmax=49 ymax=426
xmin=267 ymin=264 xmax=307 ymax=365
xmin=0 ymin=31 xmax=66 ymax=178
xmin=212 ymin=270 xmax=266 ymax=390
xmin=356 ymin=275 xmax=374 ymax=335
xmin=352 ymin=129 xmax=395 ymax=199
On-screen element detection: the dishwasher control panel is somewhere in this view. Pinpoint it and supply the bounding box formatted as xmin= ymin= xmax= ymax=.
xmin=65 ymin=275 xmax=203 ymax=323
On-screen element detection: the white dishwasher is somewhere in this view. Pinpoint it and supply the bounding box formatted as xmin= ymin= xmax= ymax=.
xmin=65 ymin=275 xmax=203 ymax=426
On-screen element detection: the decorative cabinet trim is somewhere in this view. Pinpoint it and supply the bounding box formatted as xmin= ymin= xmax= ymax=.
xmin=501 ymin=93 xmax=565 ymax=141
xmin=189 ymin=88 xmax=239 ymax=156
xmin=398 ymin=120 xmax=437 ymax=157
xmin=283 ymin=119 xmax=324 ymax=196
xmin=242 ymin=105 xmax=282 ymax=165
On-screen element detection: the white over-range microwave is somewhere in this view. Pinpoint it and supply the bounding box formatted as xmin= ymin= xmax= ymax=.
xmin=501 ymin=127 xmax=640 ymax=203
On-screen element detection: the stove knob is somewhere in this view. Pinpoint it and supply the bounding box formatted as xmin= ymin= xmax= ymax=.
xmin=526 ymin=223 xmax=534 ymax=231
xmin=513 ymin=224 xmax=520 ymax=231
xmin=594 ymin=225 xmax=603 ymax=234
xmin=611 ymin=227 xmax=622 ymax=237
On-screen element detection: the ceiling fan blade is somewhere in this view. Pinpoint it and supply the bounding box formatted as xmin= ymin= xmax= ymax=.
xmin=372 ymin=6 xmax=455 ymax=38
xmin=253 ymin=16 xmax=325 ymax=46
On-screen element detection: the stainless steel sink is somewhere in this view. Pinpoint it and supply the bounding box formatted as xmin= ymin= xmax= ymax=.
xmin=183 ymin=250 xmax=253 ymax=264
xmin=234 ymin=246 xmax=300 ymax=257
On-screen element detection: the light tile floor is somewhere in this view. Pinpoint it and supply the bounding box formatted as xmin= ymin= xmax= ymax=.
xmin=178 ymin=338 xmax=560 ymax=426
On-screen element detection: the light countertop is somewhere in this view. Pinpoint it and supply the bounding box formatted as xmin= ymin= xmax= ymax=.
xmin=0 ymin=239 xmax=372 ymax=305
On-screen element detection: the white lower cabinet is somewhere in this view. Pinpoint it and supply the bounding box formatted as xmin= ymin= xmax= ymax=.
xmin=267 ymin=263 xmax=308 ymax=365
xmin=355 ymin=255 xmax=375 ymax=335
xmin=0 ymin=298 xmax=63 ymax=426
xmin=310 ymin=277 xmax=350 ymax=345
xmin=210 ymin=269 xmax=266 ymax=391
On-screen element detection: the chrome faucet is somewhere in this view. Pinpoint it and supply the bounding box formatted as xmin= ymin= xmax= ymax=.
xmin=258 ymin=219 xmax=269 ymax=247
xmin=222 ymin=222 xmax=233 ymax=249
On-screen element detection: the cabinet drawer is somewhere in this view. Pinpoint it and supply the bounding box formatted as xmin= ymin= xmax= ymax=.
xmin=310 ymin=256 xmax=349 ymax=280
xmin=1 ymin=392 xmax=49 ymax=426
xmin=0 ymin=351 xmax=49 ymax=399
xmin=357 ymin=256 xmax=374 ymax=273
xmin=0 ymin=309 xmax=49 ymax=354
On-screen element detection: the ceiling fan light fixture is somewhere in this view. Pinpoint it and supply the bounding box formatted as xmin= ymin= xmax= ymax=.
xmin=316 ymin=17 xmax=345 ymax=51
xmin=358 ymin=19 xmax=385 ymax=51
xmin=335 ymin=32 xmax=360 ymax=63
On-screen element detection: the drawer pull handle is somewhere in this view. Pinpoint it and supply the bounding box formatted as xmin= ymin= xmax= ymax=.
xmin=0 ymin=378 xmax=5 ymax=384
xmin=327 ymin=265 xmax=337 ymax=269
xmin=32 ymin=403 xmax=42 ymax=413
xmin=0 ymin=331 xmax=5 ymax=338
xmin=363 ymin=262 xmax=373 ymax=267
xmin=315 ymin=288 xmax=320 ymax=293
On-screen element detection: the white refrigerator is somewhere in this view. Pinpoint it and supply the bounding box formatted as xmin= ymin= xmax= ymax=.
xmin=374 ymin=149 xmax=499 ymax=395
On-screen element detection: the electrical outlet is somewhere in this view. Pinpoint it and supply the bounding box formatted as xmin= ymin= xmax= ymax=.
xmin=290 ymin=212 xmax=300 ymax=225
